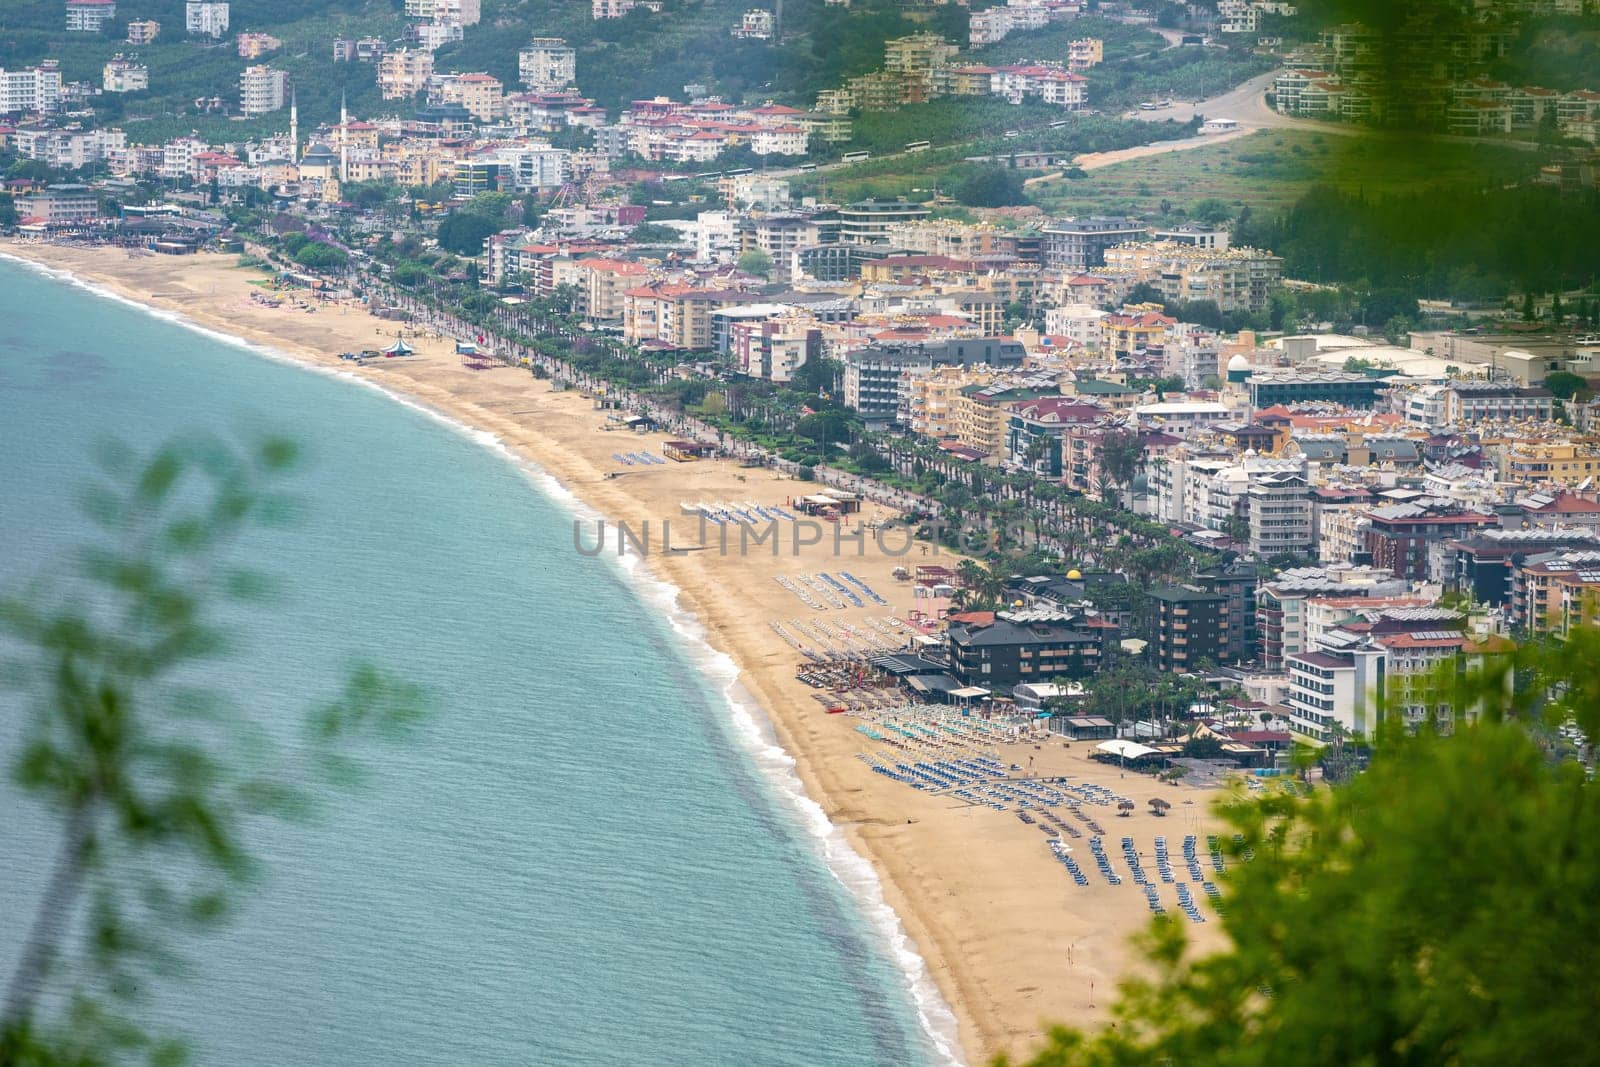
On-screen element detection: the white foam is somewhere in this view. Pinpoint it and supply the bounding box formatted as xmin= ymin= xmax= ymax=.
xmin=2 ymin=250 xmax=967 ymax=1066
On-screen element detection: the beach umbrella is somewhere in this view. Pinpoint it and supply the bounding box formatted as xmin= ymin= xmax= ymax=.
xmin=1117 ymin=800 xmax=1135 ymax=817
xmin=1149 ymin=798 xmax=1171 ymax=817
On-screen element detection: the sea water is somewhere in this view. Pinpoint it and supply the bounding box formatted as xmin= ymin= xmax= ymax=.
xmin=0 ymin=256 xmax=957 ymax=1066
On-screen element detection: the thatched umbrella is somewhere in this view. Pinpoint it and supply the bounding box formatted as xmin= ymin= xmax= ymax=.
xmin=1117 ymin=799 xmax=1136 ymax=817
xmin=1150 ymin=797 xmax=1171 ymax=817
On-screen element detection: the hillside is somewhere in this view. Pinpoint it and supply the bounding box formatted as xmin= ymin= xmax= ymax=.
xmin=440 ymin=0 xmax=970 ymax=112
xmin=0 ymin=0 xmax=403 ymax=141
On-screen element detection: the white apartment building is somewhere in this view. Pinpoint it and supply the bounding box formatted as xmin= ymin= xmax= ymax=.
xmin=240 ymin=65 xmax=289 ymax=115
xmin=126 ymin=19 xmax=160 ymax=43
xmin=497 ymin=144 xmax=568 ymax=191
xmin=65 ymin=0 xmax=117 ymax=33
xmin=186 ymin=1 xmax=230 ymax=38
xmin=1248 ymin=469 xmax=1313 ymax=557
xmin=405 ymin=0 xmax=481 ymax=23
xmin=518 ymin=38 xmax=576 ymax=91
xmin=12 ymin=126 xmax=126 ymax=170
xmin=1043 ymin=304 xmax=1109 ymax=348
xmin=0 ymin=64 xmax=64 ymax=115
xmin=412 ymin=21 xmax=464 ymax=50
xmin=103 ymin=57 xmax=149 ymax=93
xmin=696 ymin=211 xmax=739 ymax=263
xmin=159 ymin=136 xmax=206 ymax=180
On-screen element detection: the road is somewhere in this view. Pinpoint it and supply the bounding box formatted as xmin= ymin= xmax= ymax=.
xmin=1023 ymin=70 xmax=1366 ymax=184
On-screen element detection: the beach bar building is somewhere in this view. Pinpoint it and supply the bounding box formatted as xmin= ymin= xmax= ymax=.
xmin=794 ymin=492 xmax=862 ymax=516
xmin=663 ymin=440 xmax=713 ymax=461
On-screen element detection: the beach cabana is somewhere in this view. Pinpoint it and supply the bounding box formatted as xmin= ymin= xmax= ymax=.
xmin=1092 ymin=739 xmax=1162 ymax=767
xmin=382 ymin=336 xmax=414 ymax=357
xmin=948 ymin=685 xmax=990 ymax=708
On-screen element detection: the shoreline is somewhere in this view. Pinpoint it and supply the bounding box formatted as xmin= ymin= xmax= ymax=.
xmin=1 ymin=243 xmax=1228 ymax=1066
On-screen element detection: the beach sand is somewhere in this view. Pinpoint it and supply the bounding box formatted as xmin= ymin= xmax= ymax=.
xmin=1 ymin=244 xmax=1229 ymax=1065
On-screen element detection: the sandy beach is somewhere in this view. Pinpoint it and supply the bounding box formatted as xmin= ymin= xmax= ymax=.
xmin=0 ymin=243 xmax=1229 ymax=1065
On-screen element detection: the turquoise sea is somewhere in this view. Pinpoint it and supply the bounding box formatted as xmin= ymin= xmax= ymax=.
xmin=0 ymin=256 xmax=957 ymax=1065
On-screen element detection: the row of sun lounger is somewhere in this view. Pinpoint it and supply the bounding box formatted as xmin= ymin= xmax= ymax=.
xmin=613 ymin=451 xmax=666 ymax=466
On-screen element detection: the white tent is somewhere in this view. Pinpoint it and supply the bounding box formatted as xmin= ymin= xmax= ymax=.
xmin=1095 ymin=739 xmax=1158 ymax=760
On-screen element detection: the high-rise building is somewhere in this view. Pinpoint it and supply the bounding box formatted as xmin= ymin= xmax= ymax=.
xmin=0 ymin=62 xmax=64 ymax=115
xmin=404 ymin=0 xmax=480 ymax=24
xmin=1149 ymin=586 xmax=1230 ymax=673
xmin=378 ymin=49 xmax=434 ymax=100
xmin=240 ymin=65 xmax=289 ymax=115
xmin=65 ymin=0 xmax=117 ymax=33
xmin=442 ymin=72 xmax=503 ymax=122
xmin=518 ymin=38 xmax=576 ymax=91
xmin=126 ymin=19 xmax=160 ymax=43
xmin=1040 ymin=217 xmax=1147 ymax=270
xmin=186 ymin=1 xmax=230 ymax=38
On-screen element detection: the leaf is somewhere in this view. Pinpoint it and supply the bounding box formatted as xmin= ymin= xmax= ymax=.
xmin=135 ymin=448 xmax=184 ymax=506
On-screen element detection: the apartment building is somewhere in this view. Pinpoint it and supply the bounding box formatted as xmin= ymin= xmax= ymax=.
xmin=1283 ymin=607 xmax=1465 ymax=742
xmin=186 ymin=1 xmax=230 ymax=38
xmin=733 ymin=8 xmax=775 ymax=38
xmin=1514 ymin=548 xmax=1600 ymax=636
xmin=1150 ymin=586 xmax=1229 ymax=673
xmin=1040 ymin=217 xmax=1147 ymax=270
xmin=1363 ymin=502 xmax=1497 ymax=582
xmin=126 ymin=19 xmax=160 ymax=43
xmin=906 ymin=365 xmax=1000 ymax=440
xmin=844 ymin=338 xmax=1024 ymax=427
xmin=1256 ymin=564 xmax=1410 ymax=670
xmin=1447 ymin=527 xmax=1600 ymax=607
xmin=837 ymin=198 xmax=930 ymax=244
xmin=947 ymin=610 xmax=1105 ymax=685
xmin=519 ymin=38 xmax=575 ymax=91
xmin=730 ymin=318 xmax=821 ymax=383
xmin=379 ymin=49 xmax=435 ymax=100
xmin=66 ymin=0 xmax=116 ymax=33
xmin=442 ymin=73 xmax=504 ymax=121
xmin=950 ymin=382 xmax=1058 ymax=460
xmin=561 ymin=258 xmax=649 ymax=324
xmin=1100 ymin=242 xmax=1283 ymax=313
xmin=1004 ymin=397 xmax=1106 ymax=476
xmin=1101 ymin=311 xmax=1175 ymax=357
xmin=991 ymin=65 xmax=1088 ymax=108
xmin=15 ymin=183 xmax=98 ymax=223
xmin=622 ymin=285 xmax=757 ymax=350
xmin=1497 ymin=440 xmax=1600 ymax=488
xmin=493 ymin=143 xmax=567 ymax=192
xmin=240 ymin=66 xmax=289 ymax=115
xmin=1 ymin=63 xmax=64 ymax=115
xmin=1248 ymin=470 xmax=1312 ymax=558
xmin=405 ymin=0 xmax=481 ymax=23
xmin=237 ymin=32 xmax=282 ymax=59
xmin=1067 ymin=38 xmax=1103 ymax=73
xmin=102 ymin=57 xmax=148 ymax=93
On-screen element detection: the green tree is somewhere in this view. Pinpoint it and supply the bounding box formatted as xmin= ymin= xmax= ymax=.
xmin=1004 ymin=635 xmax=1600 ymax=1067
xmin=1522 ymin=290 xmax=1537 ymax=322
xmin=1544 ymin=370 xmax=1588 ymax=401
xmin=1189 ymin=197 xmax=1233 ymax=227
xmin=950 ymin=164 xmax=1027 ymax=208
xmin=1097 ymin=430 xmax=1145 ymax=505
xmin=737 ymin=248 xmax=774 ymax=277
xmin=630 ymin=222 xmax=683 ymax=244
xmin=436 ymin=212 xmax=500 ymax=257
xmin=0 ymin=438 xmax=425 ymax=1063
